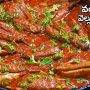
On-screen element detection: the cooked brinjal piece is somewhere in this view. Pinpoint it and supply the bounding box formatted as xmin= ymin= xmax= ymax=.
xmin=9 ymin=72 xmax=89 ymax=90
xmin=56 ymin=52 xmax=90 ymax=78
xmin=0 ymin=21 xmax=24 ymax=42
xmin=13 ymin=16 xmax=41 ymax=33
xmin=4 ymin=0 xmax=33 ymax=21
xmin=0 ymin=72 xmax=25 ymax=86
xmin=0 ymin=39 xmax=16 ymax=54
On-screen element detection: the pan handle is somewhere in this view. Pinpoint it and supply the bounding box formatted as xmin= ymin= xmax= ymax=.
xmin=0 ymin=87 xmax=10 ymax=90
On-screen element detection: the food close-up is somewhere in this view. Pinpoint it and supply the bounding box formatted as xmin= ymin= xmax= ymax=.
xmin=0 ymin=0 xmax=90 ymax=90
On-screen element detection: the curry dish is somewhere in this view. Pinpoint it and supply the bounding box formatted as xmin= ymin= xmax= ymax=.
xmin=0 ymin=0 xmax=90 ymax=90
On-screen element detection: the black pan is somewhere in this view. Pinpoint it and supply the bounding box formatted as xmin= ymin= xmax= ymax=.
xmin=0 ymin=84 xmax=90 ymax=90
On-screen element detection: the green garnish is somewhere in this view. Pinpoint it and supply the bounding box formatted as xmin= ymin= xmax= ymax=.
xmin=6 ymin=43 xmax=16 ymax=51
xmin=16 ymin=25 xmax=23 ymax=30
xmin=2 ymin=66 xmax=8 ymax=72
xmin=72 ymin=59 xmax=80 ymax=64
xmin=62 ymin=32 xmax=70 ymax=41
xmin=29 ymin=55 xmax=36 ymax=64
xmin=16 ymin=8 xmax=19 ymax=13
xmin=45 ymin=4 xmax=60 ymax=18
xmin=40 ymin=44 xmax=45 ymax=50
xmin=66 ymin=79 xmax=71 ymax=85
xmin=72 ymin=25 xmax=80 ymax=32
xmin=81 ymin=36 xmax=90 ymax=44
xmin=54 ymin=53 xmax=63 ymax=59
xmin=41 ymin=4 xmax=60 ymax=26
xmin=71 ymin=85 xmax=77 ymax=89
xmin=77 ymin=78 xmax=87 ymax=83
xmin=50 ymin=39 xmax=57 ymax=46
xmin=32 ymin=73 xmax=37 ymax=78
xmin=27 ymin=77 xmax=33 ymax=83
xmin=41 ymin=19 xmax=51 ymax=26
xmin=40 ymin=57 xmax=53 ymax=66
xmin=49 ymin=70 xmax=54 ymax=75
xmin=1 ymin=43 xmax=16 ymax=51
xmin=27 ymin=5 xmax=36 ymax=12
xmin=29 ymin=44 xmax=36 ymax=47
xmin=1 ymin=12 xmax=8 ymax=19
xmin=73 ymin=33 xmax=78 ymax=43
xmin=19 ymin=81 xmax=28 ymax=87
xmin=32 ymin=49 xmax=37 ymax=52
xmin=62 ymin=43 xmax=70 ymax=47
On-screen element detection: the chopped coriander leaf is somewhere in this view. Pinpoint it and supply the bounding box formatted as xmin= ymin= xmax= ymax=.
xmin=54 ymin=53 xmax=63 ymax=59
xmin=32 ymin=49 xmax=37 ymax=52
xmin=62 ymin=33 xmax=70 ymax=41
xmin=2 ymin=66 xmax=8 ymax=72
xmin=40 ymin=57 xmax=53 ymax=66
xmin=72 ymin=25 xmax=80 ymax=32
xmin=13 ymin=13 xmax=18 ymax=17
xmin=29 ymin=55 xmax=36 ymax=64
xmin=66 ymin=79 xmax=71 ymax=85
xmin=45 ymin=4 xmax=60 ymax=19
xmin=6 ymin=43 xmax=16 ymax=51
xmin=16 ymin=8 xmax=19 ymax=13
xmin=16 ymin=25 xmax=23 ymax=30
xmin=72 ymin=59 xmax=80 ymax=64
xmin=58 ymin=26 xmax=63 ymax=35
xmin=45 ymin=12 xmax=54 ymax=18
xmin=49 ymin=70 xmax=54 ymax=75
xmin=73 ymin=33 xmax=78 ymax=43
xmin=27 ymin=5 xmax=36 ymax=12
xmin=71 ymin=85 xmax=77 ymax=89
xmin=46 ymin=4 xmax=60 ymax=14
xmin=1 ymin=43 xmax=16 ymax=51
xmin=0 ymin=12 xmax=9 ymax=21
xmin=40 ymin=44 xmax=45 ymax=50
xmin=27 ymin=77 xmax=33 ymax=83
xmin=48 ymin=75 xmax=54 ymax=81
xmin=41 ymin=19 xmax=51 ymax=26
xmin=1 ymin=12 xmax=8 ymax=19
xmin=77 ymin=78 xmax=87 ymax=83
xmin=32 ymin=73 xmax=37 ymax=78
xmin=62 ymin=43 xmax=70 ymax=47
xmin=58 ymin=26 xmax=63 ymax=29
xmin=19 ymin=81 xmax=28 ymax=87
xmin=52 ymin=4 xmax=60 ymax=11
xmin=50 ymin=39 xmax=57 ymax=46
xmin=13 ymin=60 xmax=17 ymax=64
xmin=42 ymin=4 xmax=60 ymax=26
xmin=29 ymin=44 xmax=35 ymax=47
xmin=62 ymin=43 xmax=71 ymax=53
xmin=81 ymin=36 xmax=90 ymax=44
xmin=77 ymin=49 xmax=82 ymax=52
xmin=59 ymin=30 xmax=63 ymax=35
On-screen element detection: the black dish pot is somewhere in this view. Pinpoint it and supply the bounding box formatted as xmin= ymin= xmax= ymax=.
xmin=0 ymin=85 xmax=90 ymax=90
